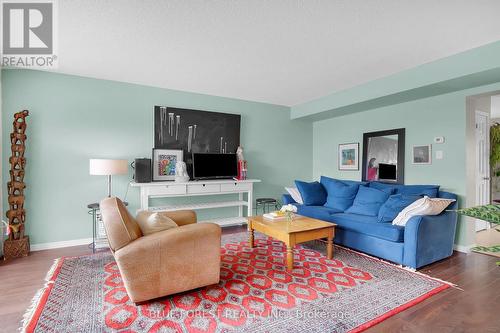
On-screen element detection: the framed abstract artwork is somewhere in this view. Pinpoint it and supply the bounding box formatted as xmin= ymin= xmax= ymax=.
xmin=153 ymin=106 xmax=241 ymax=178
xmin=152 ymin=149 xmax=183 ymax=181
xmin=412 ymin=145 xmax=432 ymax=165
xmin=338 ymin=143 xmax=359 ymax=170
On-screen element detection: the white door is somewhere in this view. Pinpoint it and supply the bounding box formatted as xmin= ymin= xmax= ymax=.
xmin=475 ymin=110 xmax=491 ymax=231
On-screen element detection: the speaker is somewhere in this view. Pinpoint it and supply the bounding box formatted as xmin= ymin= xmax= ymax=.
xmin=133 ymin=158 xmax=151 ymax=183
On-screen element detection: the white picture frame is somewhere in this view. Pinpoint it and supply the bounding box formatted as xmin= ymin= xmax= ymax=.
xmin=412 ymin=145 xmax=432 ymax=165
xmin=152 ymin=149 xmax=183 ymax=181
xmin=339 ymin=143 xmax=359 ymax=170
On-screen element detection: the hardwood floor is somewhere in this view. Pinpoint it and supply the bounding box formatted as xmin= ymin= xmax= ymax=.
xmin=0 ymin=244 xmax=94 ymax=332
xmin=1 ymin=226 xmax=499 ymax=333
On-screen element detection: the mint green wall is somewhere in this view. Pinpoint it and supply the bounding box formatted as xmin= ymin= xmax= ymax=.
xmin=1 ymin=69 xmax=312 ymax=245
xmin=312 ymin=82 xmax=500 ymax=246
xmin=4 ymin=68 xmax=500 ymax=248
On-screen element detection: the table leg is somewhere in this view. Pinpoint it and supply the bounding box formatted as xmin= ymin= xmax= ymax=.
xmin=327 ymin=231 xmax=334 ymax=259
xmin=238 ymin=192 xmax=243 ymax=217
xmin=286 ymin=245 xmax=294 ymax=270
xmin=248 ymin=228 xmax=254 ymax=248
xmin=140 ymin=187 xmax=149 ymax=210
xmin=92 ymin=209 xmax=97 ymax=254
xmin=247 ymin=189 xmax=253 ymax=217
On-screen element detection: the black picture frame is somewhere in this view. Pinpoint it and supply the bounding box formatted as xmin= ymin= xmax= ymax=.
xmin=361 ymin=128 xmax=405 ymax=184
xmin=338 ymin=142 xmax=359 ymax=171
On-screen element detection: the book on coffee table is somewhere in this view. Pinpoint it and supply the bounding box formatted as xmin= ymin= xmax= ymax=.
xmin=263 ymin=211 xmax=287 ymax=220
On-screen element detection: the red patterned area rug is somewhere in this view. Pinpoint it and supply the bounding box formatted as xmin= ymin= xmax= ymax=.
xmin=22 ymin=232 xmax=451 ymax=332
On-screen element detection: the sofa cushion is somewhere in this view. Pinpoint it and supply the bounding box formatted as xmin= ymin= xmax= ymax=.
xmin=320 ymin=177 xmax=360 ymax=211
xmin=320 ymin=176 xmax=368 ymax=187
xmin=345 ymin=186 xmax=393 ymax=216
xmin=295 ymin=204 xmax=342 ymax=220
xmin=378 ymin=194 xmax=422 ymax=223
xmin=341 ymin=179 xmax=369 ymax=186
xmin=398 ymin=184 xmax=439 ymax=198
xmin=368 ymin=181 xmax=401 ymax=193
xmin=331 ymin=213 xmax=404 ymax=242
xmin=370 ymin=182 xmax=439 ymax=198
xmin=295 ymin=180 xmax=327 ymax=206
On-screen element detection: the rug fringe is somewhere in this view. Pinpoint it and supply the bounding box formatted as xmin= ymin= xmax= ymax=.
xmin=19 ymin=258 xmax=61 ymax=332
xmin=332 ymin=244 xmax=461 ymax=290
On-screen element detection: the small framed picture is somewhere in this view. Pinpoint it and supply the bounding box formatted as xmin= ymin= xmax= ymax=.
xmin=152 ymin=149 xmax=183 ymax=181
xmin=339 ymin=143 xmax=359 ymax=170
xmin=412 ymin=145 xmax=432 ymax=164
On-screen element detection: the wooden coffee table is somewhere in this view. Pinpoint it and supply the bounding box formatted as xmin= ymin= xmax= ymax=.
xmin=247 ymin=215 xmax=336 ymax=270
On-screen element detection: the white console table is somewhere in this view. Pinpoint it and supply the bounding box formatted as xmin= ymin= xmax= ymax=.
xmin=130 ymin=179 xmax=261 ymax=227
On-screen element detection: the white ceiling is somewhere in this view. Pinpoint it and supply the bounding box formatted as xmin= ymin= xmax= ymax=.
xmin=55 ymin=0 xmax=500 ymax=106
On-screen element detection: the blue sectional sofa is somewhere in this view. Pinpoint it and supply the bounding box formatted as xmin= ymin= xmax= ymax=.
xmin=282 ymin=177 xmax=458 ymax=269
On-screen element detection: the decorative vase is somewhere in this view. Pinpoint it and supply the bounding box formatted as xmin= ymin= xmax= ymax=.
xmin=285 ymin=212 xmax=295 ymax=223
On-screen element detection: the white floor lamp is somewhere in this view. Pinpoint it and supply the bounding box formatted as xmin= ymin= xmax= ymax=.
xmin=89 ymin=159 xmax=128 ymax=197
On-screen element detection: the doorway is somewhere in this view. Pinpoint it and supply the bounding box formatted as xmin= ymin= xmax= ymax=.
xmin=469 ymin=93 xmax=500 ymax=257
xmin=475 ymin=110 xmax=490 ymax=232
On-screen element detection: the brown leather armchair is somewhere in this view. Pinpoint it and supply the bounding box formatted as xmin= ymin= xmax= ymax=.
xmin=99 ymin=197 xmax=221 ymax=304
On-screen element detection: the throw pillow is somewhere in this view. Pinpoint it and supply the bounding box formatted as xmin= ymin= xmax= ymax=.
xmin=378 ymin=194 xmax=422 ymax=223
xmin=295 ymin=180 xmax=327 ymax=206
xmin=136 ymin=212 xmax=178 ymax=235
xmin=285 ymin=187 xmax=304 ymax=204
xmin=320 ymin=177 xmax=360 ymax=211
xmin=392 ymin=197 xmax=456 ymax=226
xmin=345 ymin=186 xmax=393 ymax=216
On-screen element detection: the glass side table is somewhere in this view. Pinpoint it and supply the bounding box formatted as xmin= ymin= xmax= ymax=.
xmin=88 ymin=201 xmax=128 ymax=253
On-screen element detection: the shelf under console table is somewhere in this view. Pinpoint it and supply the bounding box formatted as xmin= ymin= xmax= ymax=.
xmin=130 ymin=179 xmax=261 ymax=227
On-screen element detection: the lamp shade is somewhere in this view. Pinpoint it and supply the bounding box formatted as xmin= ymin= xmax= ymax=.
xmin=89 ymin=159 xmax=128 ymax=175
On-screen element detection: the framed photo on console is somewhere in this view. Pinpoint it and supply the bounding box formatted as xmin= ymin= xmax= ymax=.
xmin=338 ymin=143 xmax=359 ymax=170
xmin=153 ymin=149 xmax=183 ymax=181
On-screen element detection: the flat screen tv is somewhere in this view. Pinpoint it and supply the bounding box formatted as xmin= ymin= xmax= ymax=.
xmin=378 ymin=163 xmax=397 ymax=182
xmin=192 ymin=153 xmax=238 ymax=180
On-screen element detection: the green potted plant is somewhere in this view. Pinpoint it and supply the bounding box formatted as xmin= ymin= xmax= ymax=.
xmin=456 ymin=204 xmax=500 ymax=265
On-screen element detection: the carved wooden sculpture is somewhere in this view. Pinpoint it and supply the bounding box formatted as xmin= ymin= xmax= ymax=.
xmin=4 ymin=110 xmax=30 ymax=260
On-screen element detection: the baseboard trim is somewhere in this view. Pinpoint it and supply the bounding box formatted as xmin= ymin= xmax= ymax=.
xmin=31 ymin=238 xmax=93 ymax=251
xmin=453 ymin=244 xmax=475 ymax=254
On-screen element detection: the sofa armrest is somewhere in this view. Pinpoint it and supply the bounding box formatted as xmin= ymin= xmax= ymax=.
xmin=114 ymin=222 xmax=221 ymax=302
xmin=282 ymin=194 xmax=296 ymax=205
xmin=403 ymin=210 xmax=457 ymax=269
